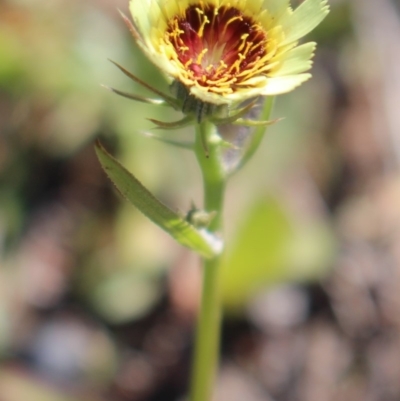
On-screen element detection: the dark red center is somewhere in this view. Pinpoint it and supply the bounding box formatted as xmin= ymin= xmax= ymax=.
xmin=166 ymin=4 xmax=268 ymax=88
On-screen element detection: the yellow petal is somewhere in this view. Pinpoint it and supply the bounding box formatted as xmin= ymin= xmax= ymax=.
xmin=279 ymin=0 xmax=330 ymax=45
xmin=269 ymin=42 xmax=316 ymax=76
xmin=261 ymin=74 xmax=312 ymax=95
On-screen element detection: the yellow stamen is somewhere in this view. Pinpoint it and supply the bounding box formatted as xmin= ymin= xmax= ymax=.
xmin=237 ymin=33 xmax=249 ymax=52
xmin=215 ymin=60 xmax=228 ymax=75
xmin=211 ymin=6 xmax=219 ymax=25
xmin=196 ymin=48 xmax=208 ymax=64
xmin=195 ymin=7 xmax=210 ymax=37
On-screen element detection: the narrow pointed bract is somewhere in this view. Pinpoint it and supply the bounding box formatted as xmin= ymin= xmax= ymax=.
xmin=148 ymin=115 xmax=195 ymax=130
xmin=109 ymin=60 xmax=180 ymax=108
xmin=102 ymin=85 xmax=168 ymax=106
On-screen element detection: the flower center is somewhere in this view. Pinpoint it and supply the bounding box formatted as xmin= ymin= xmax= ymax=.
xmin=165 ymin=4 xmax=270 ymax=95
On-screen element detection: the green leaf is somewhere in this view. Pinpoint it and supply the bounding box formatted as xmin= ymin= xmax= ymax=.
xmin=211 ymin=98 xmax=258 ymax=125
xmin=217 ymin=97 xmax=273 ymax=175
xmin=109 ymin=60 xmax=180 ymax=109
xmin=95 ymin=141 xmax=221 ymax=259
xmin=238 ymin=96 xmax=275 ymax=170
xmin=102 ymin=85 xmax=169 ymax=106
xmin=148 ymin=114 xmax=194 ymax=130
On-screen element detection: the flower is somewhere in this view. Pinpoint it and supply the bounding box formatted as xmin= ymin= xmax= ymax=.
xmin=128 ymin=0 xmax=329 ymax=106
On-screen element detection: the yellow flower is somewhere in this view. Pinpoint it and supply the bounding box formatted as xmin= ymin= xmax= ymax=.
xmin=128 ymin=0 xmax=329 ymax=106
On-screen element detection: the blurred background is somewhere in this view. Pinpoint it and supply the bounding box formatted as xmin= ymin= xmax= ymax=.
xmin=1 ymin=0 xmax=400 ymax=400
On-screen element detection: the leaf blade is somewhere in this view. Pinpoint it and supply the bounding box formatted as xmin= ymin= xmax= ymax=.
xmin=95 ymin=141 xmax=220 ymax=259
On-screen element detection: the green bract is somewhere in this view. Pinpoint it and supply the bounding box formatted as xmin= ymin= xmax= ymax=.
xmin=95 ymin=141 xmax=222 ymax=259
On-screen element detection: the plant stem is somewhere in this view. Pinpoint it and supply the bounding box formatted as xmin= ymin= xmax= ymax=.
xmin=190 ymin=121 xmax=226 ymax=401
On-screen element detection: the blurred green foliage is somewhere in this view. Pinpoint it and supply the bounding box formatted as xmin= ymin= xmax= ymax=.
xmin=0 ymin=0 xmax=363 ymax=397
xmin=0 ymin=0 xmax=341 ymax=323
xmin=221 ymin=196 xmax=335 ymax=311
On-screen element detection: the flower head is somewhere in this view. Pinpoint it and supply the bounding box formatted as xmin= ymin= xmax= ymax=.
xmin=128 ymin=0 xmax=329 ymax=106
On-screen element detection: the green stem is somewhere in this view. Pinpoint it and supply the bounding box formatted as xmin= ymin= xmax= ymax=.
xmin=190 ymin=121 xmax=226 ymax=401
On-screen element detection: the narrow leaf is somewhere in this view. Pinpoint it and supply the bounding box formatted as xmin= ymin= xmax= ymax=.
xmin=102 ymin=85 xmax=168 ymax=106
xmin=232 ymin=117 xmax=280 ymax=127
xmin=217 ymin=97 xmax=270 ymax=175
xmin=95 ymin=141 xmax=221 ymax=259
xmin=238 ymin=96 xmax=275 ymax=170
xmin=109 ymin=60 xmax=180 ymax=109
xmin=148 ymin=115 xmax=194 ymax=130
xmin=211 ymin=98 xmax=259 ymax=126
